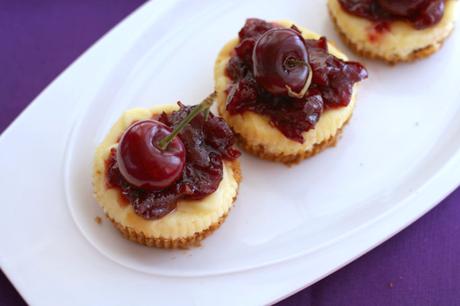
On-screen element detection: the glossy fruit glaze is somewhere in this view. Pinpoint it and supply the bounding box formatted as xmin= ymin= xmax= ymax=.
xmin=338 ymin=0 xmax=445 ymax=30
xmin=106 ymin=103 xmax=240 ymax=220
xmin=225 ymin=18 xmax=368 ymax=143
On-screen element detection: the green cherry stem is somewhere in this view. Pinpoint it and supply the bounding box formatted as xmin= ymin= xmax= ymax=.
xmin=284 ymin=57 xmax=308 ymax=68
xmin=158 ymin=92 xmax=216 ymax=150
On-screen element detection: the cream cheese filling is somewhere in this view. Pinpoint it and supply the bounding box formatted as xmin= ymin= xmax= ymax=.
xmin=328 ymin=0 xmax=457 ymax=59
xmin=93 ymin=104 xmax=238 ymax=239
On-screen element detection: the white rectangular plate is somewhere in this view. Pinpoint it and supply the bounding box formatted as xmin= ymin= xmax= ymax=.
xmin=1 ymin=1 xmax=460 ymax=305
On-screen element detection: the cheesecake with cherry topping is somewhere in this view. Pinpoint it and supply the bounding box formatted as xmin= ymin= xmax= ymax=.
xmin=215 ymin=19 xmax=368 ymax=164
xmin=93 ymin=95 xmax=241 ymax=248
xmin=328 ymin=0 xmax=457 ymax=63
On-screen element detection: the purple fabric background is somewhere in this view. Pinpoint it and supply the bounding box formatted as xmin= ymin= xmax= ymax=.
xmin=1 ymin=1 xmax=459 ymax=305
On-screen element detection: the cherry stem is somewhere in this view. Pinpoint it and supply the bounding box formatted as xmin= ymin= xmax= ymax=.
xmin=284 ymin=57 xmax=313 ymax=99
xmin=284 ymin=57 xmax=308 ymax=69
xmin=157 ymin=92 xmax=216 ymax=150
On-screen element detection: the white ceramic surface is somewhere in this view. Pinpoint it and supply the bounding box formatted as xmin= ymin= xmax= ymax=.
xmin=1 ymin=1 xmax=459 ymax=305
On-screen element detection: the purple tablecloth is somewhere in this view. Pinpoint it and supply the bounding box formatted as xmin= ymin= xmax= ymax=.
xmin=1 ymin=2 xmax=459 ymax=305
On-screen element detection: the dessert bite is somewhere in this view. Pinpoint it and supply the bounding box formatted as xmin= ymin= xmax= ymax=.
xmin=93 ymin=94 xmax=241 ymax=249
xmin=215 ymin=19 xmax=368 ymax=164
xmin=328 ymin=0 xmax=457 ymax=63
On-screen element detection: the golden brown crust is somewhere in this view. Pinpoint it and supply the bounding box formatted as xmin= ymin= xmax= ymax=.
xmin=104 ymin=160 xmax=242 ymax=249
xmin=107 ymin=212 xmax=229 ymax=249
xmin=329 ymin=7 xmax=450 ymax=64
xmin=237 ymin=119 xmax=349 ymax=165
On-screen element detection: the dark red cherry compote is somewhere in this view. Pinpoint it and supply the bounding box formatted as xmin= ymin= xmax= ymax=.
xmin=338 ymin=0 xmax=446 ymax=30
xmin=225 ymin=18 xmax=368 ymax=143
xmin=106 ymin=94 xmax=240 ymax=220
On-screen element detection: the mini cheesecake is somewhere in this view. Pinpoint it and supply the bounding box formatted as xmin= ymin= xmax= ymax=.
xmin=215 ymin=19 xmax=367 ymax=164
xmin=328 ymin=0 xmax=457 ymax=63
xmin=93 ymin=104 xmax=241 ymax=249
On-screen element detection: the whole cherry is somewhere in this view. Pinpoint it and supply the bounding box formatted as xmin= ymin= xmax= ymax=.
xmin=116 ymin=120 xmax=185 ymax=190
xmin=252 ymin=28 xmax=312 ymax=98
xmin=116 ymin=93 xmax=216 ymax=191
xmin=378 ymin=0 xmax=427 ymax=17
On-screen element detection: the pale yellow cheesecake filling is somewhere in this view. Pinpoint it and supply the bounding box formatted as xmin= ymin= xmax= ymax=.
xmin=215 ymin=20 xmax=356 ymax=156
xmin=328 ymin=0 xmax=457 ymax=60
xmin=93 ymin=104 xmax=239 ymax=239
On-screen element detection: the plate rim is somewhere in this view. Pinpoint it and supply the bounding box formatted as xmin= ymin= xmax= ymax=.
xmin=1 ymin=0 xmax=460 ymax=304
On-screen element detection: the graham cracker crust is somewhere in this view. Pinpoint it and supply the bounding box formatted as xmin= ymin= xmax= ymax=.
xmin=107 ymin=212 xmax=229 ymax=249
